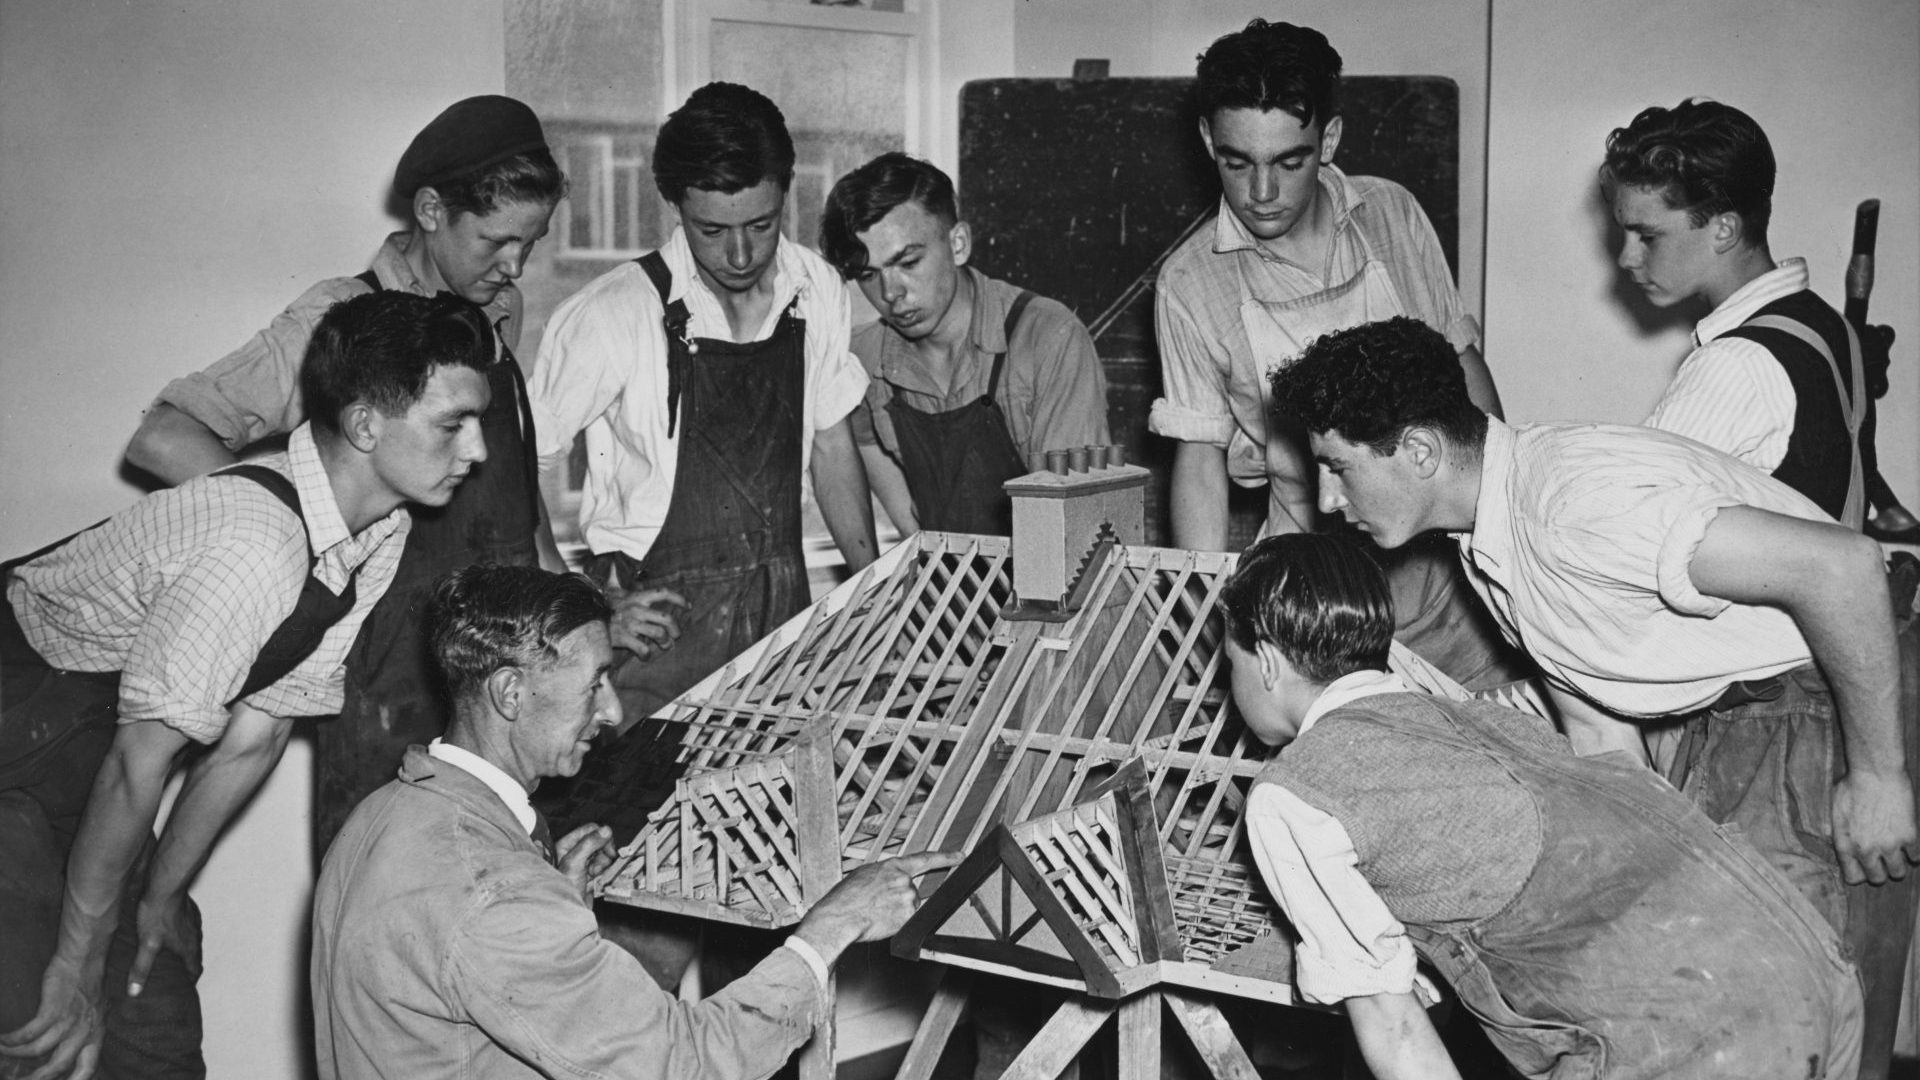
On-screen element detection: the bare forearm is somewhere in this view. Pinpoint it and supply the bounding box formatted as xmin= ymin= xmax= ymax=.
xmin=1459 ymin=345 xmax=1503 ymax=421
xmin=143 ymin=706 xmax=294 ymax=906
xmin=56 ymin=723 xmax=185 ymax=969
xmin=813 ymin=428 xmax=878 ymax=572
xmin=858 ymin=443 xmax=918 ymax=536
xmin=1171 ymin=442 xmax=1230 ymax=551
xmin=1799 ymin=543 xmax=1905 ymax=780
xmin=1347 ymin=991 xmax=1462 ymax=1080
xmin=126 ymin=404 xmax=239 ymax=486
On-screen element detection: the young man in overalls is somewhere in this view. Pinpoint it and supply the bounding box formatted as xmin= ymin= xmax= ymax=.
xmin=819 ymin=152 xmax=1111 ymax=536
xmin=529 ymin=81 xmax=876 ymax=732
xmin=0 ymin=292 xmax=493 ymax=1080
xmin=118 ymin=96 xmax=624 ymax=855
xmin=1225 ymin=532 xmax=1862 ymax=1078
xmin=1273 ymin=314 xmax=1920 ymax=1080
xmin=1149 ymin=19 xmax=1524 ymax=692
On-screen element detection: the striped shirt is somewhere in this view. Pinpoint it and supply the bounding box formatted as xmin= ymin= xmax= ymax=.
xmin=1150 ymin=166 xmax=1478 ymax=479
xmin=1644 ymin=258 xmax=1809 ymax=470
xmin=1456 ymin=418 xmax=1823 ymax=717
xmin=7 ymin=425 xmax=407 ymax=742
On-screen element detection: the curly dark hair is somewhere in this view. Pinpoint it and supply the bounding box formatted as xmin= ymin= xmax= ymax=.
xmin=300 ymin=291 xmax=494 ymax=435
xmin=1221 ymin=533 xmax=1393 ymax=684
xmin=1268 ymin=316 xmax=1487 ymax=454
xmin=1194 ymin=19 xmax=1341 ymax=129
xmin=1602 ymin=98 xmax=1774 ymax=248
xmin=653 ymin=81 xmax=795 ymax=205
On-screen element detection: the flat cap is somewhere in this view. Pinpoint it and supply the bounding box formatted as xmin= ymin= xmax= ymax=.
xmin=393 ymin=95 xmax=549 ymax=197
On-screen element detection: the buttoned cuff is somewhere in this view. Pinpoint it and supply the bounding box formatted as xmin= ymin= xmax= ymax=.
xmin=782 ymin=936 xmax=832 ymax=990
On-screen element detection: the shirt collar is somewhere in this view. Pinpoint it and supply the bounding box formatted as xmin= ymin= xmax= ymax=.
xmin=664 ymin=226 xmax=807 ymax=315
xmin=873 ymin=267 xmax=996 ymax=391
xmin=366 ymin=231 xmax=517 ymax=325
xmin=1457 ymin=417 xmax=1517 ymax=578
xmin=427 ymin=738 xmax=537 ymax=835
xmin=1209 ymin=164 xmax=1360 ymax=261
xmin=1298 ymin=669 xmax=1408 ymax=737
xmin=1694 ymin=257 xmax=1808 ymax=346
xmin=288 ymin=424 xmax=373 ymax=556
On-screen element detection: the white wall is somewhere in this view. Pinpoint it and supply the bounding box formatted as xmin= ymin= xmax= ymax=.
xmin=0 ymin=1 xmax=504 ymax=1075
xmin=1486 ymin=0 xmax=1920 ymax=508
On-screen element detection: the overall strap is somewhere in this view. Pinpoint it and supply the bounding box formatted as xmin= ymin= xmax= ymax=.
xmin=988 ymin=290 xmax=1037 ymax=403
xmin=636 ymin=251 xmax=693 ymax=437
xmin=1745 ymin=312 xmax=1867 ymax=529
xmin=214 ymin=464 xmax=306 ymax=544
xmin=352 ymin=268 xmax=382 ymax=292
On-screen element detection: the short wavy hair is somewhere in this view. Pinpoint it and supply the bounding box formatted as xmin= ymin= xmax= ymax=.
xmin=653 ymin=81 xmax=795 ymax=205
xmin=820 ymin=152 xmax=959 ymax=281
xmin=1194 ymin=19 xmax=1341 ymax=129
xmin=426 ymin=565 xmax=613 ymax=702
xmin=300 ymin=291 xmax=493 ymax=435
xmin=1602 ymin=98 xmax=1774 ymax=248
xmin=429 ymin=149 xmax=568 ymax=220
xmin=1221 ymin=533 xmax=1393 ymax=683
xmin=1268 ymin=316 xmax=1487 ymax=455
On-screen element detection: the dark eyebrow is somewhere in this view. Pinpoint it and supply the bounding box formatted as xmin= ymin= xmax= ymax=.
xmin=1216 ymin=144 xmax=1315 ymax=165
xmin=879 ymin=242 xmax=926 ymax=269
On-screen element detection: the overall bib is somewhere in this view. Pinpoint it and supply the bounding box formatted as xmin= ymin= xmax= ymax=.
xmin=586 ymin=252 xmax=809 ymax=724
xmin=0 ymin=465 xmax=359 ymax=1080
xmin=1240 ymin=247 xmax=1530 ymax=689
xmin=313 ymin=270 xmax=542 ymax=852
xmin=1280 ymin=695 xmax=1862 ymax=1078
xmin=885 ymin=291 xmax=1035 ymax=535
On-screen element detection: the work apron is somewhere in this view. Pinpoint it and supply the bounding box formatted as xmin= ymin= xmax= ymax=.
xmin=0 ymin=465 xmax=357 ymax=1080
xmin=885 ymin=290 xmax=1035 ymax=535
xmin=1744 ymin=312 xmax=1869 ymax=530
xmin=1391 ymin=701 xmax=1862 ymax=1079
xmin=313 ymin=270 xmax=542 ymax=852
xmin=585 ymin=251 xmax=809 ymax=724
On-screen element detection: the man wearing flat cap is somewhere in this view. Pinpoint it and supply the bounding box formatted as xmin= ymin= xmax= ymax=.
xmin=124 ymin=97 xmax=679 ymax=854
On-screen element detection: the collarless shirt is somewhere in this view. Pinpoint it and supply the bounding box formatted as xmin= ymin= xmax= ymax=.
xmin=156 ymin=232 xmax=522 ymax=451
xmin=8 ymin=424 xmax=408 ymax=741
xmin=527 ymin=227 xmax=868 ymax=561
xmin=1245 ymin=670 xmax=1420 ymax=1004
xmin=1150 ymin=166 xmax=1478 ymax=457
xmin=1644 ymin=258 xmax=1810 ymax=471
xmin=1455 ymin=418 xmax=1818 ymax=717
xmin=426 ymin=738 xmax=534 ymax=835
xmin=850 ymin=267 xmax=1111 ymax=461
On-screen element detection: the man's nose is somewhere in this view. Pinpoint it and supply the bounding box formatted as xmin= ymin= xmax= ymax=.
xmin=1251 ymin=166 xmax=1280 ymax=204
xmin=726 ymin=232 xmax=753 ymax=271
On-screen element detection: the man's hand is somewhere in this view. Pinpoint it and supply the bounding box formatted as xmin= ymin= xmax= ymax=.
xmin=1833 ymin=770 xmax=1920 ymax=885
xmin=556 ymin=823 xmax=616 ymax=906
xmin=0 ymin=959 xmax=105 ymax=1080
xmin=598 ymin=563 xmax=686 ymax=660
xmin=128 ymin=892 xmax=202 ymax=998
xmin=791 ymin=850 xmax=961 ymax=963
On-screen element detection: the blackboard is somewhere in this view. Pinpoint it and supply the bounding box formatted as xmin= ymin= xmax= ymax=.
xmin=958 ymin=76 xmax=1460 ymax=546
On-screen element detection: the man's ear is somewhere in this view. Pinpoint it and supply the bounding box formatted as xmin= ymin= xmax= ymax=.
xmin=1710 ymin=211 xmax=1744 ymax=254
xmin=485 ymin=666 xmax=523 ymax=721
xmin=1319 ymin=115 xmax=1344 ymax=165
xmin=1253 ymin=640 xmax=1286 ymax=691
xmin=1198 ymin=115 xmax=1216 ymax=158
xmin=340 ymin=401 xmax=383 ymax=454
xmin=949 ymin=220 xmax=972 ymax=268
xmin=413 ymin=186 xmax=447 ymax=235
xmin=1401 ymin=425 xmax=1446 ymax=479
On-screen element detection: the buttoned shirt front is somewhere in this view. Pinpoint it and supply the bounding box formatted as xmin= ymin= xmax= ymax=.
xmin=7 ymin=425 xmax=407 ymax=741
xmin=850 ymin=268 xmax=1111 ymax=461
xmin=1244 ymin=670 xmax=1422 ymax=1003
xmin=1150 ymin=167 xmax=1478 ymax=459
xmin=1457 ymin=418 xmax=1822 ymax=717
xmin=1644 ymin=258 xmax=1810 ymax=470
xmin=156 ymin=233 xmax=523 ymax=451
xmin=528 ymin=228 xmax=868 ymax=561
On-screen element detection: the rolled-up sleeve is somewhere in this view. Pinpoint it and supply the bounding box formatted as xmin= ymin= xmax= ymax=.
xmin=156 ymin=277 xmax=367 ymax=449
xmin=1245 ymin=783 xmax=1417 ymax=1005
xmin=1150 ymin=278 xmax=1238 ymax=446
xmin=805 ymin=278 xmax=869 ymax=435
xmin=527 ymin=276 xmax=645 ymax=470
xmin=449 ymin=871 xmax=821 ymax=1080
